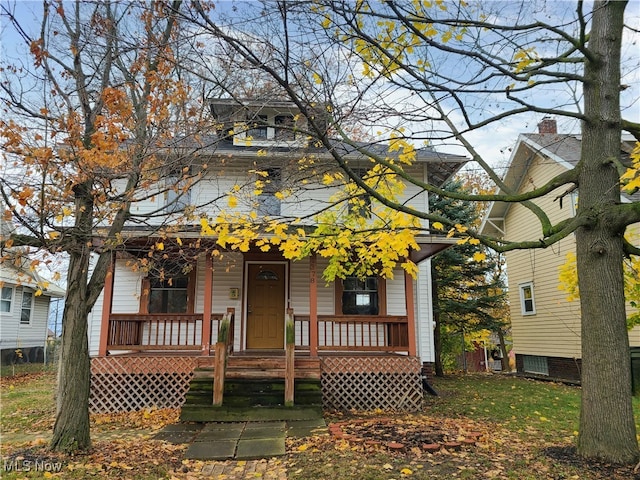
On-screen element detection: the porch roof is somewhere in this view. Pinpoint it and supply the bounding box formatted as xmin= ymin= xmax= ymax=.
xmin=106 ymin=229 xmax=456 ymax=264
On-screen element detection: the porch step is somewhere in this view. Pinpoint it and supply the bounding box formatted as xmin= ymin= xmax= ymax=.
xmin=180 ymin=355 xmax=324 ymax=422
xmin=180 ymin=404 xmax=324 ymax=422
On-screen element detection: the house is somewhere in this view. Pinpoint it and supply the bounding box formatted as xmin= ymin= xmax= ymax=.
xmin=86 ymin=98 xmax=467 ymax=414
xmin=480 ymin=117 xmax=640 ymax=382
xmin=0 ymin=253 xmax=66 ymax=364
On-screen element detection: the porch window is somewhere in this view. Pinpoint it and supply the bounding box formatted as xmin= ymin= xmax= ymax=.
xmin=148 ymin=276 xmax=189 ymax=313
xmin=519 ymin=282 xmax=536 ymax=315
xmin=342 ymin=276 xmax=379 ymax=315
xmin=1 ymin=286 xmax=13 ymax=312
xmin=20 ymin=290 xmax=33 ymax=325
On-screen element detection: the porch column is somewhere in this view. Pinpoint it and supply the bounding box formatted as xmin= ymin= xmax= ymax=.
xmin=201 ymin=254 xmax=214 ymax=356
xmin=309 ymin=253 xmax=318 ymax=356
xmin=404 ymin=270 xmax=417 ymax=356
xmin=98 ymin=255 xmax=114 ymax=357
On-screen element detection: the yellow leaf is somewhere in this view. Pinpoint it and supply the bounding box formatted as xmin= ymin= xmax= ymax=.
xmin=35 ymin=289 xmax=43 ymax=296
xmin=313 ymin=72 xmax=323 ymax=84
xmin=401 ymin=467 xmax=413 ymax=475
xmin=297 ymin=443 xmax=309 ymax=451
xmin=432 ymin=221 xmax=443 ymax=230
xmin=228 ymin=195 xmax=238 ymax=208
xmin=473 ymin=251 xmax=486 ymax=262
xmin=156 ymin=242 xmax=164 ymax=251
xmin=48 ymin=231 xmax=60 ymax=239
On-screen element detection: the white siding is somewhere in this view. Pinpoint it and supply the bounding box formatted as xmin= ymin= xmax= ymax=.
xmin=88 ymin=289 xmax=104 ymax=357
xmin=415 ymin=260 xmax=434 ymax=363
xmin=386 ymin=269 xmax=407 ymax=316
xmin=0 ymin=286 xmax=50 ymax=351
xmin=211 ymin=253 xmax=244 ymax=350
xmin=290 ymin=258 xmax=311 ymax=315
xmin=111 ymin=260 xmax=144 ymax=314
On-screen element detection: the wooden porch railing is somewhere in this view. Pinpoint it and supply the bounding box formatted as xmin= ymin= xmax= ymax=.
xmin=293 ymin=315 xmax=410 ymax=352
xmin=107 ymin=311 xmax=233 ymax=351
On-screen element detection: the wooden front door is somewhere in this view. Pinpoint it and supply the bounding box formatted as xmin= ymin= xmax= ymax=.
xmin=246 ymin=263 xmax=286 ymax=349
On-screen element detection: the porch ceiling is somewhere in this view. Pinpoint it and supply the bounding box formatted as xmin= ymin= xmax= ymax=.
xmin=410 ymin=236 xmax=458 ymax=264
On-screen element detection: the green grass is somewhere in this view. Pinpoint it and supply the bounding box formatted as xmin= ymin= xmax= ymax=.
xmin=426 ymin=373 xmax=640 ymax=441
xmin=1 ymin=372 xmax=56 ymax=434
xmin=0 ymin=361 xmax=57 ymax=378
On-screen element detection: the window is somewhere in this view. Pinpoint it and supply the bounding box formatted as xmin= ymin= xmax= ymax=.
xmin=248 ymin=114 xmax=268 ymax=139
xmin=1 ymin=286 xmax=13 ymax=313
xmin=522 ymin=355 xmax=549 ymax=375
xmin=258 ymin=167 xmax=282 ymax=216
xmin=20 ymin=290 xmax=33 ymax=325
xmin=342 ymin=276 xmax=379 ymax=315
xmin=275 ymin=115 xmax=295 ymax=140
xmin=519 ymin=282 xmax=536 ymax=315
xmin=165 ymin=167 xmax=191 ymax=213
xmin=148 ymin=276 xmax=189 ymax=313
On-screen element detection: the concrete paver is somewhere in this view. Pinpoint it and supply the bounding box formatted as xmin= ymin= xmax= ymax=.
xmin=236 ymin=437 xmax=286 ymax=459
xmin=184 ymin=439 xmax=237 ymax=460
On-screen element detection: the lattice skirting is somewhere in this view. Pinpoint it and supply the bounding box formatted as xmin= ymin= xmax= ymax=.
xmin=89 ymin=356 xmax=197 ymax=413
xmin=321 ymin=356 xmax=424 ymax=412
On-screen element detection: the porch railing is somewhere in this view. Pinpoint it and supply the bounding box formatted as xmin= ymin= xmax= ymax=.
xmin=107 ymin=313 xmax=231 ymax=351
xmin=294 ymin=315 xmax=410 ymax=352
xmin=107 ymin=312 xmax=406 ymax=352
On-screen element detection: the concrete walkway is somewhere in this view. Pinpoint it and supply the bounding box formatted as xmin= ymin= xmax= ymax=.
xmin=153 ymin=418 xmax=327 ymax=461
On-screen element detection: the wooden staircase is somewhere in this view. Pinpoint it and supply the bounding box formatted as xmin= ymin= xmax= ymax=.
xmin=180 ymin=354 xmax=323 ymax=422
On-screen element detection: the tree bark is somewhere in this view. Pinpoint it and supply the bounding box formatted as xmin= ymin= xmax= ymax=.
xmin=576 ymin=0 xmax=639 ymax=463
xmin=50 ymin=247 xmax=92 ymax=452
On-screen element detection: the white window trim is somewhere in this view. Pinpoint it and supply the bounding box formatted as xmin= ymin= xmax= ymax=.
xmin=519 ymin=281 xmax=536 ymax=316
xmin=1 ymin=285 xmax=14 ymax=314
xmin=20 ymin=289 xmax=34 ymax=325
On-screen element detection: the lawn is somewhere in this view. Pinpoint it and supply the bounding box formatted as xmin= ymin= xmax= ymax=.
xmin=1 ymin=370 xmax=639 ymax=479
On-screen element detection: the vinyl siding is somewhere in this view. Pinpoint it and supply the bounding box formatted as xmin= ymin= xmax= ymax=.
xmin=0 ymin=286 xmax=50 ymax=351
xmin=504 ymin=152 xmax=640 ymax=358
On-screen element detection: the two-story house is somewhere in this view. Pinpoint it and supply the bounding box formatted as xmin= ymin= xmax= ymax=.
xmin=480 ymin=117 xmax=640 ymax=382
xmin=86 ymin=98 xmax=467 ymax=415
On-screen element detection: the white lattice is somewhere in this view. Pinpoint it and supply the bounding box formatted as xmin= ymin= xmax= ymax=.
xmin=89 ymin=356 xmax=197 ymax=413
xmin=321 ymin=356 xmax=424 ymax=411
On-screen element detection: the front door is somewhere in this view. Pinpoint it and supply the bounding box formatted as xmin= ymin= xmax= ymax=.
xmin=246 ymin=263 xmax=286 ymax=349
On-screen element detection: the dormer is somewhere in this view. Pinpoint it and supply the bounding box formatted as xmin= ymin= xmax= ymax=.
xmin=209 ymin=98 xmax=309 ymax=148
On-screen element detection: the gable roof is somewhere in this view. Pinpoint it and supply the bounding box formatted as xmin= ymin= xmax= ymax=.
xmin=0 ymin=257 xmax=66 ymax=298
xmin=480 ymin=132 xmax=637 ymax=238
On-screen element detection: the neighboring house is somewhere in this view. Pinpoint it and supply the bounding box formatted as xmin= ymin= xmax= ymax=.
xmin=480 ymin=117 xmax=640 ymax=382
xmin=0 ymin=256 xmax=66 ymax=364
xmin=86 ymin=98 xmax=467 ymax=413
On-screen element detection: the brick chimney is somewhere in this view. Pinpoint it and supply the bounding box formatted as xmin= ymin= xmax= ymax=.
xmin=537 ymin=116 xmax=557 ymax=134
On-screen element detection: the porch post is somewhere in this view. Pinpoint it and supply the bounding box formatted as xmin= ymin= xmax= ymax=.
xmin=404 ymin=270 xmax=417 ymax=356
xmin=201 ymin=254 xmax=214 ymax=356
xmin=98 ymin=255 xmax=114 ymax=357
xmin=309 ymin=253 xmax=319 ymax=356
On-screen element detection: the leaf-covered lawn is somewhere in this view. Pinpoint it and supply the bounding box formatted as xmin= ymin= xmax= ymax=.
xmin=2 ymin=371 xmax=640 ymax=479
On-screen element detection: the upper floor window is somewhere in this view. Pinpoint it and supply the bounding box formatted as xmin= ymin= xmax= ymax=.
xmin=234 ymin=112 xmax=304 ymax=146
xmin=258 ymin=167 xmax=282 ymax=216
xmin=1 ymin=286 xmax=13 ymax=313
xmin=20 ymin=290 xmax=33 ymax=324
xmin=519 ymin=282 xmax=536 ymax=315
xmin=342 ymin=276 xmax=379 ymax=315
xmin=165 ymin=166 xmax=191 ymax=213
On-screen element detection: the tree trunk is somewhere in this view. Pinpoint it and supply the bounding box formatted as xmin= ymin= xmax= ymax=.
xmin=576 ymin=0 xmax=638 ymax=463
xmin=431 ymin=263 xmax=444 ymax=377
xmin=50 ymin=247 xmax=92 ymax=452
xmin=497 ymin=328 xmax=510 ymax=373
